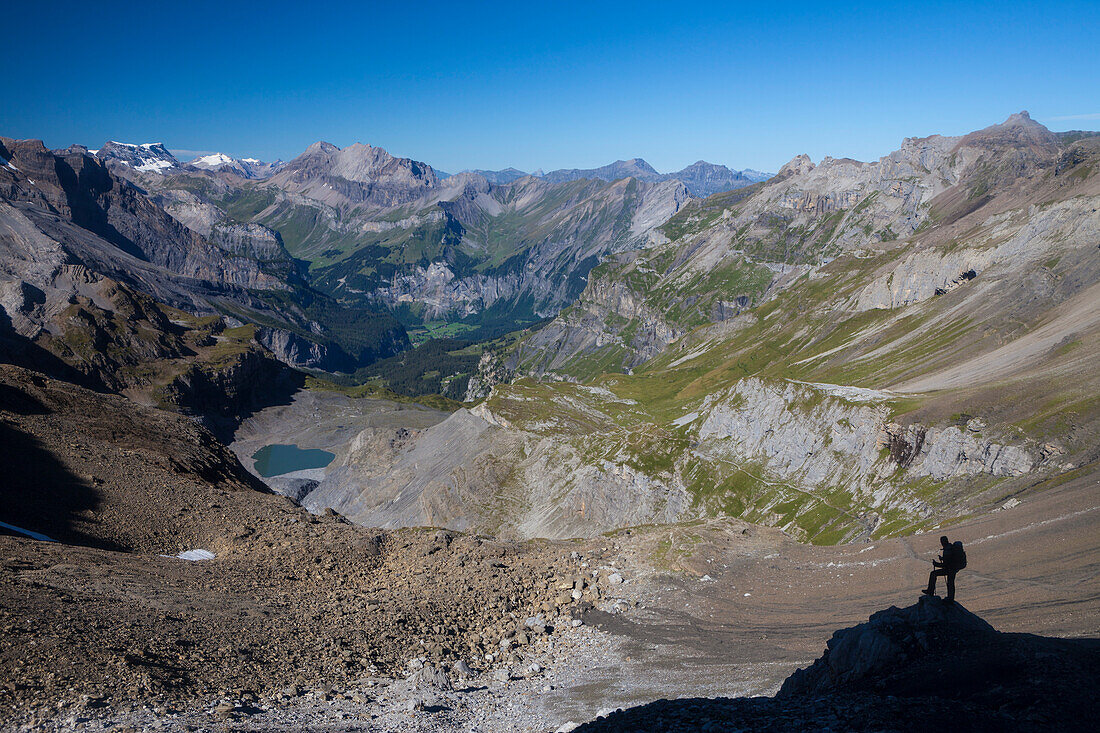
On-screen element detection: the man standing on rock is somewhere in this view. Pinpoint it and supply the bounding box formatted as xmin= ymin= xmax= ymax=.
xmin=923 ymin=535 xmax=966 ymax=602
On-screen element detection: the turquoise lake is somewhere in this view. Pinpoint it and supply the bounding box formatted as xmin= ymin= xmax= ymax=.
xmin=251 ymin=444 xmax=335 ymax=478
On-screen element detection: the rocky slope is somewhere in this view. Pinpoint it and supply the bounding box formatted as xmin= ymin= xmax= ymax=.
xmin=193 ymin=151 xmax=691 ymax=331
xmin=0 ymin=136 xmax=409 ymax=389
xmin=509 ymin=112 xmax=1091 ymax=376
xmin=268 ymin=141 xmax=442 ymax=209
xmin=107 ymin=141 xmax=762 ymax=341
xmin=297 ymin=114 xmax=1099 ymax=545
xmin=0 ymin=364 xmax=583 ymax=725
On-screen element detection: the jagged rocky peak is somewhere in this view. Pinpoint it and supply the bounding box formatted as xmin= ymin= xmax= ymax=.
xmin=777 ymin=153 xmax=815 ymax=178
xmin=286 ymin=140 xmax=439 ymax=185
xmin=957 ymin=110 xmax=1058 ymax=153
xmin=270 ymin=140 xmax=440 ymax=208
xmin=95 ymin=140 xmax=180 ymax=173
xmin=1001 ymin=109 xmax=1039 ymax=127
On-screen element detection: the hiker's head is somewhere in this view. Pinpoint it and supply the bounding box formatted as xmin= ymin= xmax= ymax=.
xmin=940 ymin=535 xmax=950 ymax=547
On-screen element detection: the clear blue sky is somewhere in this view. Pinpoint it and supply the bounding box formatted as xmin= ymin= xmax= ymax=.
xmin=3 ymin=0 xmax=1098 ymax=174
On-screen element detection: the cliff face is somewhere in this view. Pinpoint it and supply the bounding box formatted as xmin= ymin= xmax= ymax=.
xmin=320 ymin=175 xmax=692 ymax=324
xmin=296 ymin=372 xmax=1041 ymax=542
xmin=0 ymin=138 xmax=284 ymax=292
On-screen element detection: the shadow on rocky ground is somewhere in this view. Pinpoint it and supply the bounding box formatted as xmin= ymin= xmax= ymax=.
xmin=576 ymin=596 xmax=1100 ymax=732
xmin=0 ymin=420 xmax=127 ymax=551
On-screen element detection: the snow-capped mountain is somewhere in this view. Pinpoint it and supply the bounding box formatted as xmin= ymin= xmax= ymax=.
xmin=188 ymin=153 xmax=285 ymax=179
xmin=95 ymin=141 xmax=180 ymax=174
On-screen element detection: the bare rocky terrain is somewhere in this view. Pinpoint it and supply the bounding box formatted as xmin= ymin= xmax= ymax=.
xmin=2 ymin=364 xmax=1097 ymax=731
xmin=2 ymin=111 xmax=1099 ymax=732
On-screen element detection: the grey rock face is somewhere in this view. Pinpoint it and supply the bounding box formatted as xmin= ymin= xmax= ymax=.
xmin=854 ymin=197 xmax=1100 ymax=311
xmin=697 ymin=379 xmax=1035 ymax=508
xmin=464 ymin=350 xmax=512 ymax=402
xmin=359 ymin=176 xmax=689 ymax=322
xmin=256 ymin=327 xmax=355 ymax=372
xmin=269 ymin=141 xmax=440 ymax=209
xmin=302 ymin=405 xmax=689 ymax=539
xmin=1 ymin=138 xmax=285 ymax=295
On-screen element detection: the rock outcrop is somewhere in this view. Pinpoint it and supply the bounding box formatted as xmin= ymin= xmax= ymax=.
xmin=779 ymin=596 xmax=997 ymax=697
xmin=582 ymin=597 xmax=1100 ymax=731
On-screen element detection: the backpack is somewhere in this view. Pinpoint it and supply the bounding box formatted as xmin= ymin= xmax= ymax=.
xmin=952 ymin=541 xmax=967 ymax=570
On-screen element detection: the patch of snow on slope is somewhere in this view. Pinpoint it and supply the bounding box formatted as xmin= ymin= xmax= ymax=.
xmin=0 ymin=521 xmax=56 ymax=542
xmin=787 ymin=380 xmax=895 ymax=403
xmin=672 ymin=411 xmax=700 ymax=427
xmin=174 ymin=549 xmax=216 ymax=561
xmin=134 ymin=159 xmax=174 ymax=173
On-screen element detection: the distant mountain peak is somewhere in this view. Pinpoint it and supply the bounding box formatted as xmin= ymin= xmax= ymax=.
xmin=1002 ymin=110 xmax=1035 ymax=126
xmin=187 ymin=152 xmax=285 ymax=179
xmin=192 ymin=152 xmax=235 ymax=166
xmin=96 ymin=141 xmax=179 ymax=174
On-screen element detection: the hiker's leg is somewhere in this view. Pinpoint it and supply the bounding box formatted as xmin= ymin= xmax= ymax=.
xmin=946 ymin=571 xmax=956 ymax=602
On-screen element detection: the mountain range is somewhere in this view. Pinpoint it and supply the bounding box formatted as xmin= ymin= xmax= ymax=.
xmin=1 ymin=111 xmax=1098 ymax=729
xmin=465 ymin=158 xmax=769 ymax=197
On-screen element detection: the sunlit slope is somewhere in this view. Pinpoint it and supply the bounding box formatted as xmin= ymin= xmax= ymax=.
xmin=460 ymin=122 xmax=1100 ymax=542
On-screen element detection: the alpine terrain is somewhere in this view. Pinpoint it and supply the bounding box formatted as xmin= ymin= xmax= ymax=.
xmin=1 ymin=111 xmax=1098 ymax=732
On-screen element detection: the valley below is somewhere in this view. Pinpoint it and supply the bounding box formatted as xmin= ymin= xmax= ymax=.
xmin=3 ymin=109 xmax=1100 ymax=731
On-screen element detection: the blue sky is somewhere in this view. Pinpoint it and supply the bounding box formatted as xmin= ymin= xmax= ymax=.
xmin=2 ymin=1 xmax=1098 ymax=173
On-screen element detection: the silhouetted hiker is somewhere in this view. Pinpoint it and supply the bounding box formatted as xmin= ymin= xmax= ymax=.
xmin=923 ymin=535 xmax=966 ymax=602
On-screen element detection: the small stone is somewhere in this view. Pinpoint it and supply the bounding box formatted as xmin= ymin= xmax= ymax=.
xmin=453 ymin=660 xmax=474 ymax=677
xmin=608 ymin=573 xmax=623 ymax=585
